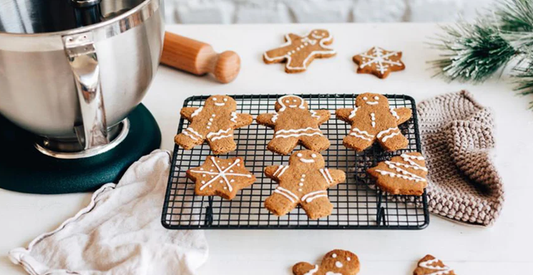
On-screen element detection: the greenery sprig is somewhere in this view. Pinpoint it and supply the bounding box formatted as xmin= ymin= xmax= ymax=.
xmin=431 ymin=0 xmax=533 ymax=108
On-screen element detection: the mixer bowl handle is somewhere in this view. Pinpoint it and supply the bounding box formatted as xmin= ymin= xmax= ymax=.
xmin=62 ymin=32 xmax=108 ymax=149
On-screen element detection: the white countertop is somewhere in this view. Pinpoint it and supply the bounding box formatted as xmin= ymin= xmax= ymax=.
xmin=1 ymin=23 xmax=533 ymax=274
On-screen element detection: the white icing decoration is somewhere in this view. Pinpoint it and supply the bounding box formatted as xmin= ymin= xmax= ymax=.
xmin=325 ymin=272 xmax=342 ymax=275
xmin=300 ymin=158 xmax=315 ymax=163
xmin=350 ymin=127 xmax=374 ymax=139
xmin=297 ymin=153 xmax=303 ymax=157
xmin=214 ymin=102 xmax=225 ymax=107
xmin=207 ymin=128 xmax=232 ymax=141
xmin=319 ymin=168 xmax=334 ymax=184
xmin=303 ymin=265 xmax=319 ymax=275
xmin=324 ymin=168 xmax=333 ymax=183
xmin=332 ymin=254 xmax=337 ymax=258
xmin=381 ymin=131 xmax=400 ymax=142
xmin=211 ymin=135 xmax=232 ymax=141
xmin=389 ymin=107 xmax=400 ymax=120
xmin=358 ymin=47 xmax=402 ymax=75
xmin=348 ymin=107 xmax=358 ymax=119
xmin=386 ymin=160 xmax=427 ymax=172
xmin=301 ymin=190 xmax=327 ymax=203
xmin=275 ymin=132 xmax=323 ymax=139
xmin=349 ymin=132 xmax=372 ymax=141
xmin=275 ymin=186 xmax=299 ymax=203
xmin=230 ymin=112 xmax=238 ymax=123
xmin=191 ymin=158 xmax=252 ymax=192
xmin=277 ymin=95 xmax=306 ymax=111
xmin=263 ymin=30 xmax=336 ymax=71
xmin=273 ymin=165 xmax=289 ymax=178
xmin=310 ymin=110 xmax=320 ymax=120
xmin=419 ymin=258 xmax=453 ymax=275
xmin=347 ymin=257 xmax=351 ymax=261
xmin=366 ymin=101 xmax=379 ymax=106
xmin=375 ymin=154 xmax=426 ymax=182
xmin=190 ymin=107 xmax=203 ymax=118
xmin=370 ymin=112 xmax=376 ymax=128
xmin=182 ymin=130 xmax=198 ymax=141
xmin=277 ymin=127 xmax=320 ymax=134
xmin=335 ymin=261 xmax=343 ymax=268
xmin=182 ymin=127 xmax=203 ymax=141
xmin=376 ymin=127 xmax=396 ymax=139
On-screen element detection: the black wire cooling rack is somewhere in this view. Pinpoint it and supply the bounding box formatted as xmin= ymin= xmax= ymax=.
xmin=162 ymin=94 xmax=429 ymax=230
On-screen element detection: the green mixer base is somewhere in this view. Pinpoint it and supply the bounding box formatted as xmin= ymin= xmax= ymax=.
xmin=0 ymin=104 xmax=161 ymax=194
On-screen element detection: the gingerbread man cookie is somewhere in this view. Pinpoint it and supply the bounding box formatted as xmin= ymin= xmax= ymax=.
xmin=367 ymin=152 xmax=428 ymax=196
xmin=336 ymin=93 xmax=412 ymax=152
xmin=353 ymin=46 xmax=405 ymax=79
xmin=264 ymin=150 xmax=346 ymax=219
xmin=413 ymin=255 xmax=456 ymax=275
xmin=293 ymin=249 xmax=360 ymax=275
xmin=187 ymin=156 xmax=256 ymax=200
xmin=263 ymin=29 xmax=336 ymax=73
xmin=257 ymin=95 xmax=330 ymax=155
xmin=175 ymin=95 xmax=253 ymax=154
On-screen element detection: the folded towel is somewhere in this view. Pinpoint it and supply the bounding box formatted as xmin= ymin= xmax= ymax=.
xmin=418 ymin=91 xmax=505 ymax=226
xmin=9 ymin=150 xmax=208 ymax=275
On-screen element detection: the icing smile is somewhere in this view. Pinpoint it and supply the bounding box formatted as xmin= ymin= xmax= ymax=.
xmin=289 ymin=104 xmax=298 ymax=108
xmin=300 ymin=158 xmax=315 ymax=163
xmin=366 ymin=101 xmax=379 ymax=105
xmin=311 ymin=33 xmax=325 ymax=39
xmin=214 ymin=102 xmax=226 ymax=106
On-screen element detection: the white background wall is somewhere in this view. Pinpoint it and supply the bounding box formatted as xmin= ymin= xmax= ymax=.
xmin=164 ymin=0 xmax=495 ymax=24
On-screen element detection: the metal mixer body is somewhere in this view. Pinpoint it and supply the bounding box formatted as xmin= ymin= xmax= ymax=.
xmin=0 ymin=0 xmax=164 ymax=158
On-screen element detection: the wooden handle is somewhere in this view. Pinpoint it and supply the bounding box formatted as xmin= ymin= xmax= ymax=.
xmin=160 ymin=32 xmax=241 ymax=84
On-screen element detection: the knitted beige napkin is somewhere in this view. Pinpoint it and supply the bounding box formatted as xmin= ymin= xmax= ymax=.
xmin=417 ymin=90 xmax=504 ymax=226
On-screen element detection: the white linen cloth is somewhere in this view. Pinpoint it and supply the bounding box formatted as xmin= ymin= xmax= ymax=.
xmin=9 ymin=150 xmax=208 ymax=275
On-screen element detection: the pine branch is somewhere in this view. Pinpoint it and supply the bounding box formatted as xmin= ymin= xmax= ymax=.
xmin=497 ymin=0 xmax=533 ymax=32
xmin=430 ymin=21 xmax=517 ymax=82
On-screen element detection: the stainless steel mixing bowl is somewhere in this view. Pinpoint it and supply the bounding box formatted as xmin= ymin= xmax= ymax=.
xmin=0 ymin=0 xmax=164 ymax=158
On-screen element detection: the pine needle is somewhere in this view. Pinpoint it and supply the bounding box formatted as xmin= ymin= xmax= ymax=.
xmin=497 ymin=0 xmax=533 ymax=32
xmin=513 ymin=60 xmax=533 ymax=107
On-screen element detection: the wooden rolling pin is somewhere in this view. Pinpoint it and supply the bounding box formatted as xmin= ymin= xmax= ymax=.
xmin=160 ymin=32 xmax=241 ymax=84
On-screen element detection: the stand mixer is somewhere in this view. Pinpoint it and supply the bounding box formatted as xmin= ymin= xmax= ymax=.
xmin=0 ymin=0 xmax=164 ymax=193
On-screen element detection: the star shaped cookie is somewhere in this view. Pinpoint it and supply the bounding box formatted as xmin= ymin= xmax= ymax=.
xmin=187 ymin=156 xmax=256 ymax=200
xmin=353 ymin=46 xmax=405 ymax=79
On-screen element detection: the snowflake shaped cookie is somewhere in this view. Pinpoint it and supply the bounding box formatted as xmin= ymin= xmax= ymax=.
xmin=353 ymin=47 xmax=405 ymax=79
xmin=187 ymin=156 xmax=256 ymax=200
xmin=413 ymin=255 xmax=456 ymax=275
